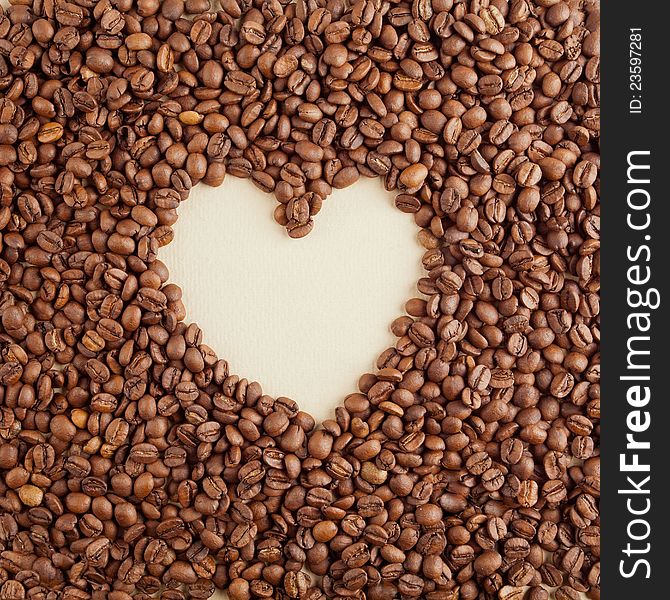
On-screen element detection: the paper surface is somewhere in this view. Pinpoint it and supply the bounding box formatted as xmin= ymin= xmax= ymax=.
xmin=162 ymin=176 xmax=424 ymax=426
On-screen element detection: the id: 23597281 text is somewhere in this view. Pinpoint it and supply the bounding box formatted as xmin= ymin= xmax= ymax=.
xmin=629 ymin=28 xmax=643 ymax=114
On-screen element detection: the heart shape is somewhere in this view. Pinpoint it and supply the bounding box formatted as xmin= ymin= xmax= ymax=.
xmin=0 ymin=0 xmax=601 ymax=599
xmin=161 ymin=177 xmax=423 ymax=420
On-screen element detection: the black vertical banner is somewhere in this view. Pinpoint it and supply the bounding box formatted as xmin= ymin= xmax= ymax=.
xmin=602 ymin=2 xmax=670 ymax=598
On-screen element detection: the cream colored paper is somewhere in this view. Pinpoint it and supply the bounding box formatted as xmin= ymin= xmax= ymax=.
xmin=162 ymin=177 xmax=424 ymax=425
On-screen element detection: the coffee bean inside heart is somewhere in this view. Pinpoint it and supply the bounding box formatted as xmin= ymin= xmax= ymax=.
xmin=162 ymin=177 xmax=423 ymax=421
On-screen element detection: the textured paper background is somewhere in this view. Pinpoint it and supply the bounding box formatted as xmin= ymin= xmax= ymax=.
xmin=162 ymin=177 xmax=424 ymax=426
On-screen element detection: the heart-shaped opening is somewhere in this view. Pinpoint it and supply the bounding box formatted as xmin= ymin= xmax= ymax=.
xmin=162 ymin=177 xmax=423 ymax=423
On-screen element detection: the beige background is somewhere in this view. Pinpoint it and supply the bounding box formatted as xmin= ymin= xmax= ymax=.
xmin=162 ymin=177 xmax=424 ymax=425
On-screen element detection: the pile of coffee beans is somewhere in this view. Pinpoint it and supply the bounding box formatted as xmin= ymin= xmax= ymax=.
xmin=0 ymin=0 xmax=599 ymax=599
